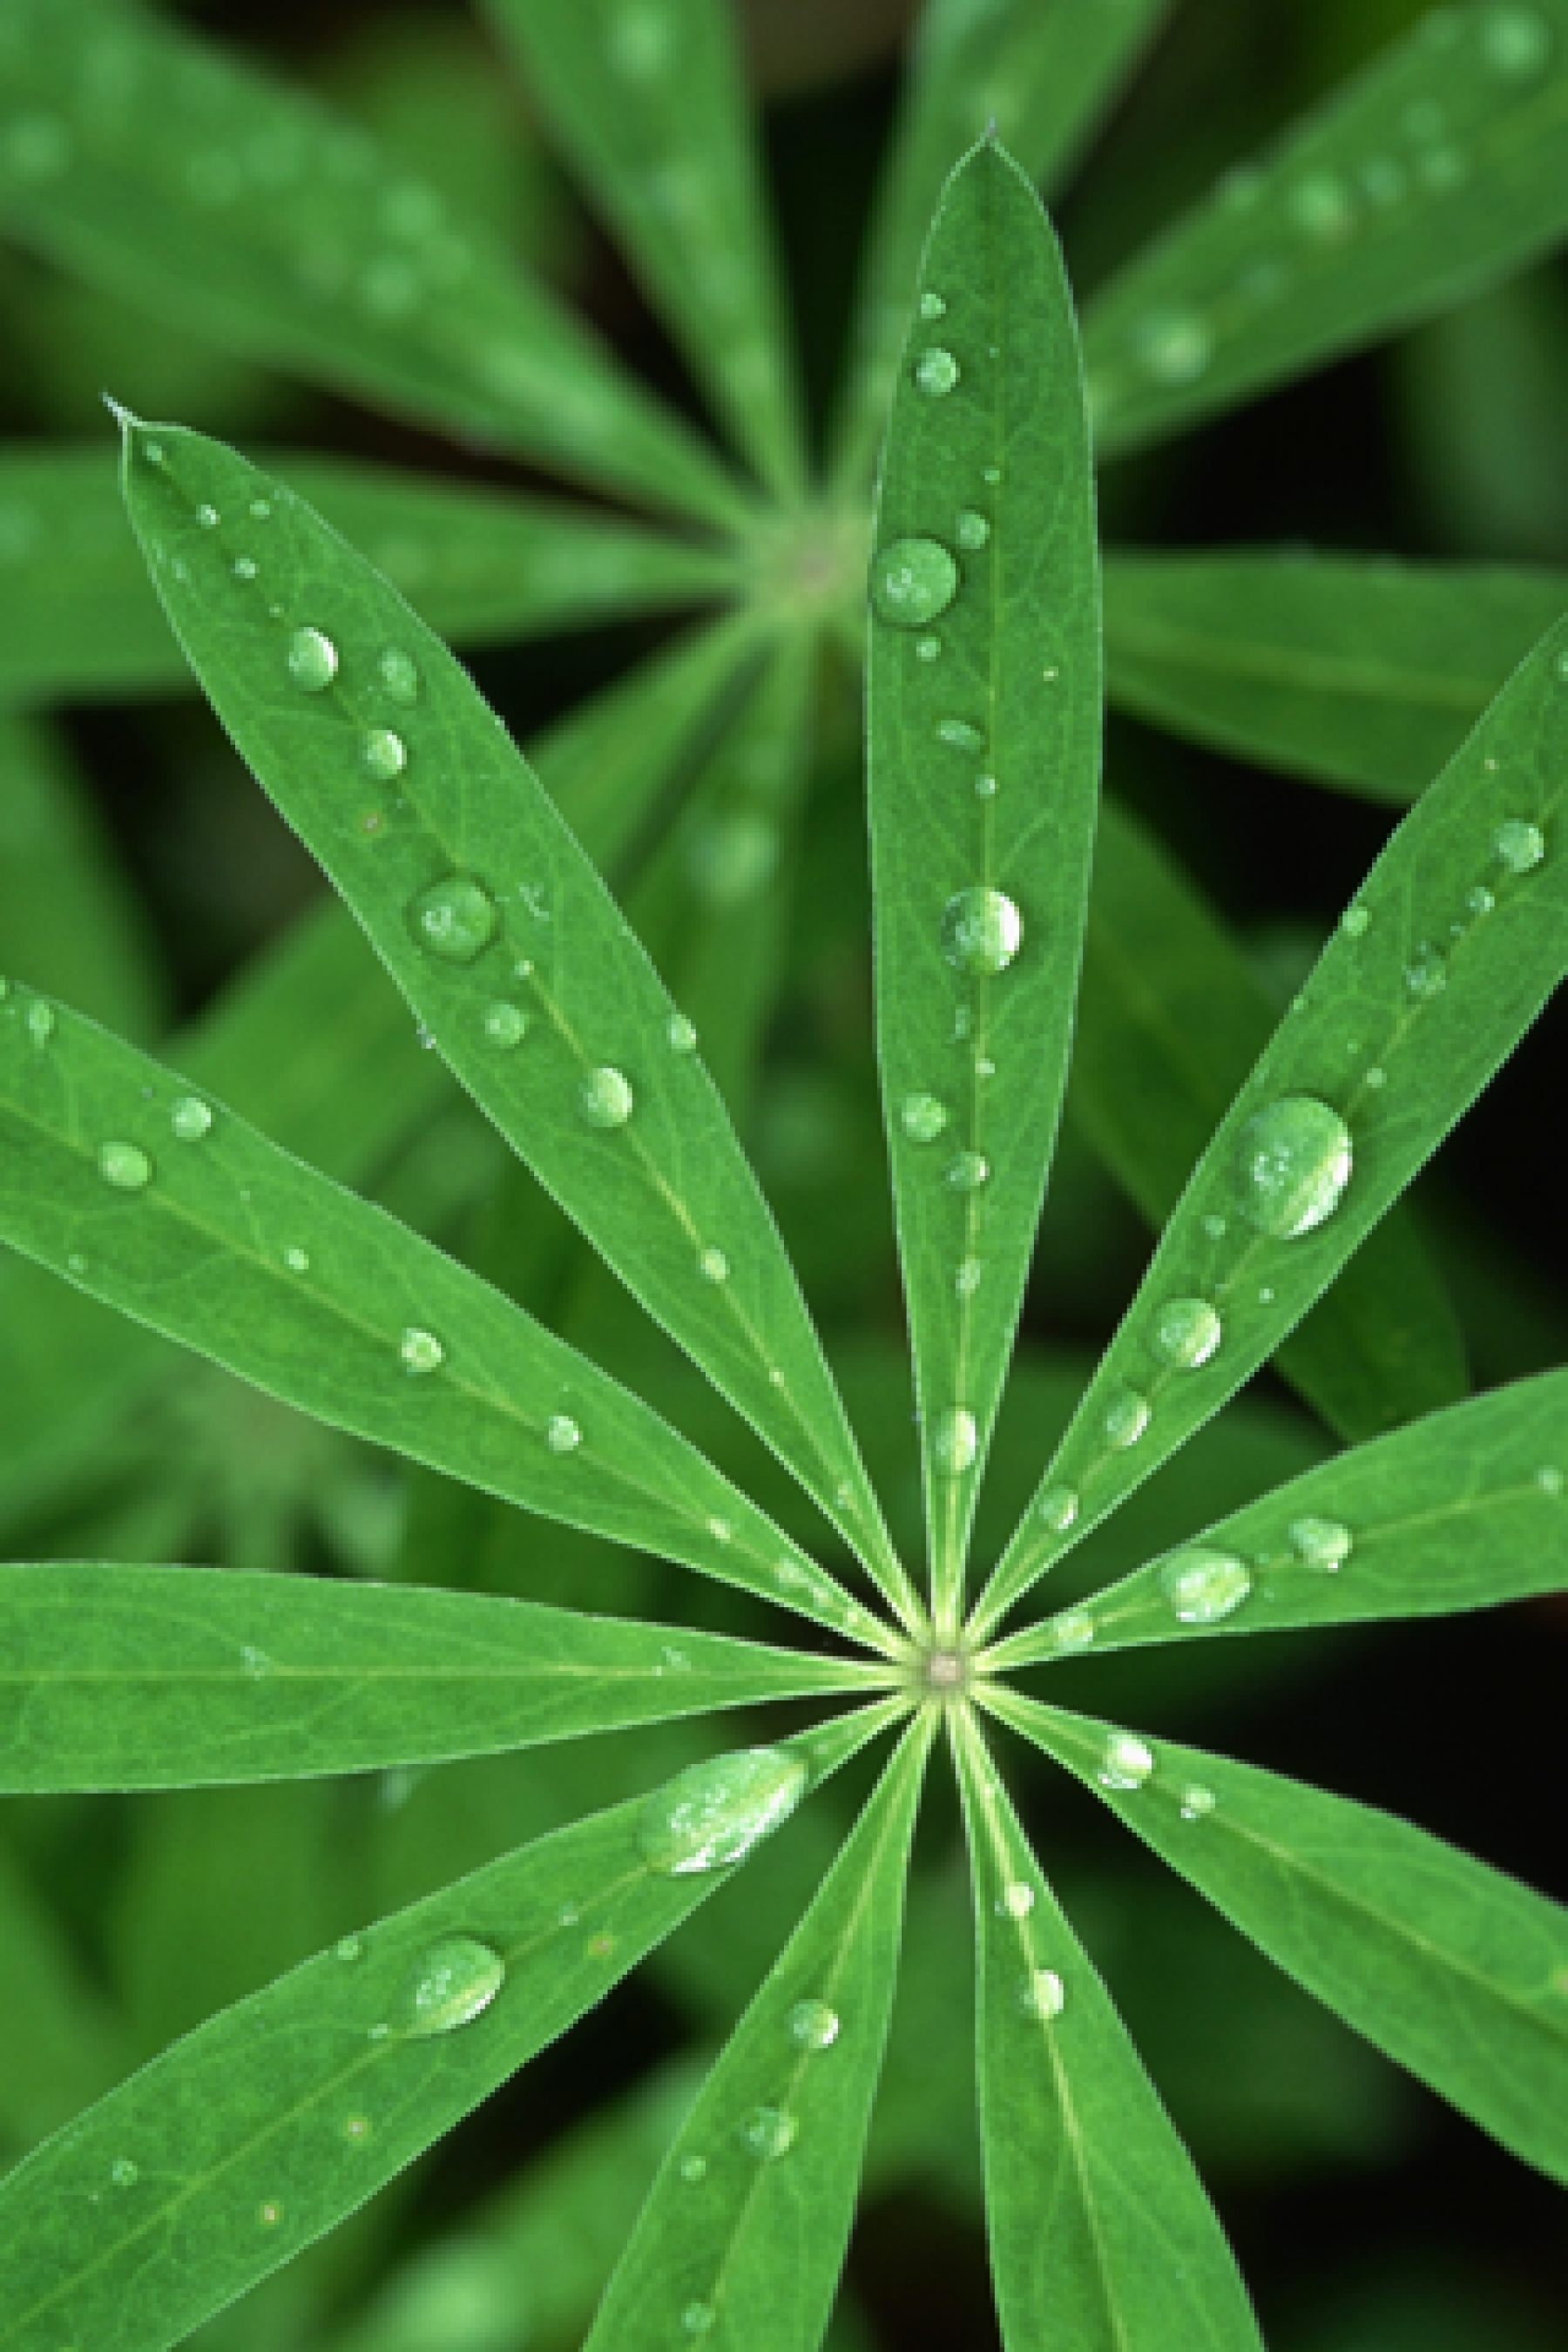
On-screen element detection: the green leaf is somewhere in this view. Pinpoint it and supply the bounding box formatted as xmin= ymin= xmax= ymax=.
xmin=0 ymin=990 xmax=893 ymax=1654
xmin=118 ymin=420 xmax=917 ymax=1636
xmin=1085 ymin=0 xmax=1568 ymax=458
xmin=988 ymin=1367 xmax=1568 ymax=1669
xmin=479 ymin=0 xmax=806 ymax=502
xmin=953 ymin=1712 xmax=1264 ymax=2352
xmin=972 ymin=608 xmax=1568 ymax=1638
xmin=832 ymin=0 xmax=1175 ymax=487
xmin=0 ymin=1702 xmax=902 ymax=2352
xmin=1105 ymin=551 xmax=1568 ymax=802
xmin=867 ymin=141 xmax=1100 ymax=1631
xmin=0 ymin=0 xmax=752 ymax=530
xmin=0 ymin=1842 xmax=128 ymax=2154
xmin=1071 ymin=799 xmax=1470 ymax=1446
xmin=582 ymin=1716 xmax=931 ymax=2352
xmin=0 ymin=1564 xmax=893 ymax=1793
xmin=989 ymin=1688 xmax=1568 ymax=2186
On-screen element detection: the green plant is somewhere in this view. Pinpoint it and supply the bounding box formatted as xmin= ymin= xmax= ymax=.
xmin=1 ymin=2 xmax=1566 ymax=2348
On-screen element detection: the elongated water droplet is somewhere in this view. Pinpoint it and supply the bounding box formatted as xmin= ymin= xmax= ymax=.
xmin=914 ymin=347 xmax=959 ymax=396
xmin=409 ymin=873 xmax=499 ymax=963
xmin=932 ymin=1405 xmax=977 ymax=1476
xmin=941 ymin=886 xmax=1023 ymax=975
xmin=482 ymin=1001 xmax=528 ymax=1047
xmin=936 ymin=716 xmax=985 ymax=753
xmin=739 ymin=2105 xmax=797 ymax=2160
xmin=287 ymin=625 xmax=337 ymax=691
xmin=1288 ymin=1515 xmax=1353 ymax=1571
xmin=870 ymin=537 xmax=958 ymax=627
xmin=1493 ymin=816 xmax=1545 ymax=873
xmin=377 ymin=646 xmax=420 ymax=703
xmin=1159 ymin=1547 xmax=1252 ymax=1625
xmin=638 ymin=1747 xmax=808 ymax=1876
xmin=399 ymin=1326 xmax=444 ymax=1375
xmin=697 ymin=1246 xmax=728 ymax=1284
xmin=955 ymin=1254 xmax=983 ymax=1297
xmin=1044 ymin=1608 xmax=1094 ymax=1654
xmin=1103 ymin=1386 xmax=1150 ymax=1450
xmin=1037 ymin=1486 xmax=1078 ymax=1532
xmin=947 ymin=1149 xmax=989 ymax=1191
xmin=1239 ymin=1095 xmax=1353 ymax=1238
xmin=787 ymin=1998 xmax=840 ymax=2051
xmin=545 ymin=1414 xmax=581 ymax=1454
xmin=98 ymin=1140 xmax=152 ymax=1192
xmin=956 ymin=508 xmax=990 ymax=550
xmin=391 ymin=1936 xmax=504 ymax=2038
xmin=1098 ymin=1732 xmax=1155 ymax=1791
xmin=1019 ymin=1968 xmax=1065 ymax=2020
xmin=580 ymin=1065 xmax=634 ymax=1129
xmin=1152 ymin=1296 xmax=1222 ymax=1369
xmin=362 ymin=727 xmax=407 ymax=781
xmin=169 ymin=1095 xmax=213 ymax=1141
xmin=901 ymin=1092 xmax=949 ymax=1143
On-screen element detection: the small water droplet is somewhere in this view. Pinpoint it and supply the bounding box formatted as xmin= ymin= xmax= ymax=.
xmin=936 ymin=716 xmax=986 ymax=753
xmin=1159 ymin=1547 xmax=1253 ymax=1624
xmin=1179 ymin=1784 xmax=1216 ymax=1821
xmin=1493 ymin=816 xmax=1545 ymax=873
xmin=918 ymin=289 xmax=947 ymax=321
xmin=392 ymin=1935 xmax=504 ymax=2038
xmin=1019 ymin=1968 xmax=1065 ymax=2020
xmin=739 ymin=2105 xmax=797 ymax=2160
xmin=362 ymin=728 xmax=408 ymax=781
xmin=638 ymin=1747 xmax=808 ymax=1876
xmin=335 ymin=1934 xmax=363 ymax=1963
xmin=287 ymin=626 xmax=337 ymax=691
xmin=1404 ymin=942 xmax=1447 ymax=1000
xmin=973 ymin=772 xmax=997 ymax=800
xmin=955 ymin=1254 xmax=983 ymax=1297
xmin=579 ymin=1065 xmax=634 ymax=1129
xmin=545 ymin=1414 xmax=582 ymax=1454
xmin=1152 ymin=1296 xmax=1222 ymax=1369
xmin=679 ymin=2154 xmax=707 ymax=2183
xmin=481 ymin=1001 xmax=529 ymax=1049
xmin=900 ymin=1092 xmax=950 ymax=1143
xmin=342 ymin=2112 xmax=372 ymax=2143
xmin=110 ymin=2159 xmax=139 ymax=2188
xmin=941 ymin=886 xmax=1023 ymax=975
xmin=378 ymin=647 xmax=420 ymax=703
xmin=667 ymin=1012 xmax=698 ymax=1054
xmin=1480 ymin=8 xmax=1552 ymax=78
xmin=1536 ymin=1464 xmax=1564 ymax=1497
xmin=283 ymin=1244 xmax=310 ymax=1273
xmin=409 ymin=873 xmax=499 ymax=963
xmin=1239 ymin=1096 xmax=1353 ymax=1239
xmin=1288 ymin=170 xmax=1355 ymax=240
xmin=195 ymin=503 xmax=220 ymax=529
xmin=98 ymin=1140 xmax=152 ymax=1192
xmin=682 ymin=2303 xmax=716 ymax=2338
xmin=947 ymin=1149 xmax=989 ymax=1191
xmin=914 ymin=347 xmax=959 ymax=397
xmin=258 ymin=2201 xmax=284 ymax=2228
xmin=1341 ymin=905 xmax=1370 ymax=938
xmin=399 ymin=1326 xmax=444 ymax=1375
xmin=870 ymin=536 xmax=958 ymax=628
xmin=26 ymin=999 xmax=56 ymax=1045
xmin=232 ymin=555 xmax=258 ymax=581
xmin=1202 ymin=1212 xmax=1227 ymax=1240
xmin=997 ymin=1882 xmax=1035 ymax=1920
xmin=1134 ymin=306 xmax=1213 ymax=385
xmin=249 ymin=497 xmax=273 ymax=521
xmin=169 ymin=1095 xmax=213 ymax=1141
xmin=932 ymin=1405 xmax=978 ymax=1476
xmin=787 ymin=1998 xmax=840 ymax=2051
xmin=1103 ymin=1386 xmax=1150 ymax=1450
xmin=697 ymin=1245 xmax=729 ymax=1284
xmin=1288 ymin=1515 xmax=1353 ymax=1571
xmin=1044 ymin=1608 xmax=1094 ymax=1654
xmin=1098 ymin=1732 xmax=1155 ymax=1791
xmin=955 ymin=508 xmax=990 ymax=551
xmin=915 ymin=633 xmax=942 ymax=662
xmin=1037 ymin=1486 xmax=1078 ymax=1532
xmin=1467 ymin=884 xmax=1496 ymax=916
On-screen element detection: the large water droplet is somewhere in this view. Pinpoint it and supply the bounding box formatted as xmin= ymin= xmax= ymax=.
xmin=1493 ymin=816 xmax=1545 ymax=873
xmin=787 ymin=1998 xmax=840 ymax=2051
xmin=739 ymin=2105 xmax=797 ymax=2160
xmin=545 ymin=1414 xmax=582 ymax=1454
xmin=914 ymin=347 xmax=959 ymax=396
xmin=638 ymin=1747 xmax=808 ymax=1876
xmin=1098 ymin=1733 xmax=1155 ymax=1791
xmin=1159 ymin=1547 xmax=1253 ymax=1625
xmin=399 ymin=1326 xmax=444 ymax=1375
xmin=1103 ymin=1387 xmax=1150 ymax=1450
xmin=409 ymin=874 xmax=499 ymax=963
xmin=1288 ymin=1515 xmax=1353 ymax=1571
xmin=1152 ymin=1296 xmax=1222 ymax=1369
xmin=901 ymin=1092 xmax=950 ymax=1143
xmin=1239 ymin=1096 xmax=1353 ymax=1238
xmin=391 ymin=1936 xmax=504 ymax=2038
xmin=932 ymin=1405 xmax=978 ymax=1476
xmin=870 ymin=537 xmax=958 ymax=628
xmin=286 ymin=626 xmax=338 ymax=691
xmin=941 ymin=887 xmax=1023 ymax=975
xmin=169 ymin=1095 xmax=213 ymax=1142
xmin=98 ymin=1140 xmax=152 ymax=1192
xmin=580 ymin=1065 xmax=634 ymax=1129
xmin=362 ymin=728 xmax=408 ymax=781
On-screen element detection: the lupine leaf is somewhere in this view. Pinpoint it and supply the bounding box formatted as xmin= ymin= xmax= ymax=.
xmin=989 ymin=1689 xmax=1568 ymax=2186
xmin=479 ymin=0 xmax=806 ymax=502
xmin=952 ymin=1712 xmax=1264 ymax=2352
xmin=0 ymin=446 xmax=734 ymax=706
xmin=0 ymin=0 xmax=753 ymax=530
xmin=0 ymin=1564 xmax=892 ymax=1793
xmin=118 ymin=420 xmax=917 ymax=1635
xmin=971 ymin=612 xmax=1568 ymax=1639
xmin=582 ymin=1717 xmax=930 ymax=2352
xmin=867 ymin=141 xmax=1099 ymax=1630
xmin=988 ymin=1367 xmax=1568 ymax=1670
xmin=832 ymin=0 xmax=1175 ymax=488
xmin=0 ymin=1703 xmax=902 ymax=2352
xmin=1105 ymin=551 xmax=1568 ymax=801
xmin=1085 ymin=0 xmax=1568 ymax=458
xmin=0 ymin=990 xmax=893 ymax=1654
xmin=1074 ymin=798 xmax=1470 ymax=1446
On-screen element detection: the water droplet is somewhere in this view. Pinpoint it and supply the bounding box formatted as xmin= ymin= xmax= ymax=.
xmin=249 ymin=497 xmax=273 ymax=521
xmin=697 ymin=1246 xmax=729 ymax=1284
xmin=342 ymin=2112 xmax=372 ymax=2143
xmin=580 ymin=1065 xmax=634 ymax=1129
xmin=1134 ymin=306 xmax=1213 ymax=385
xmin=739 ymin=2105 xmax=797 ymax=2161
xmin=915 ymin=633 xmax=942 ymax=662
xmin=1404 ymin=942 xmax=1447 ymax=1000
xmin=936 ymin=716 xmax=986 ymax=753
xmin=1480 ymin=8 xmax=1552 ymax=78
xmin=914 ymin=347 xmax=960 ymax=397
xmin=638 ymin=1747 xmax=808 ymax=1876
xmin=362 ymin=728 xmax=407 ymax=781
xmin=335 ymin=1934 xmax=363 ymax=1963
xmin=1365 ymin=1065 xmax=1387 ymax=1090
xmin=98 ymin=1140 xmax=152 ymax=1192
xmin=667 ymin=1012 xmax=698 ymax=1054
xmin=1103 ymin=1387 xmax=1150 ymax=1450
xmin=110 ymin=2158 xmax=139 ymax=2188
xmin=973 ymin=772 xmax=997 ymax=801
xmin=1536 ymin=1464 xmax=1564 ymax=1497
xmin=1152 ymin=1296 xmax=1222 ymax=1369
xmin=1179 ymin=1784 xmax=1216 ymax=1821
xmin=1202 ymin=1212 xmax=1227 ymax=1240
xmin=378 ymin=647 xmax=420 ymax=703
xmin=933 ymin=1405 xmax=978 ymax=1476
xmin=258 ymin=2201 xmax=284 ymax=2227
xmin=918 ymin=289 xmax=946 ymax=321
xmin=1239 ymin=1095 xmax=1353 ymax=1239
xmin=1037 ymin=1486 xmax=1078 ymax=1532
xmin=1493 ymin=816 xmax=1545 ymax=873
xmin=956 ymin=508 xmax=990 ymax=551
xmin=1341 ymin=905 xmax=1370 ymax=938
xmin=26 ymin=1000 xmax=55 ymax=1046
xmin=900 ymin=1092 xmax=949 ymax=1143
xmin=399 ymin=1326 xmax=444 ymax=1375
xmin=955 ymin=1254 xmax=983 ymax=1297
xmin=941 ymin=886 xmax=1023 ymax=975
xmin=1019 ymin=1968 xmax=1065 ymax=2020
xmin=1098 ymin=1732 xmax=1155 ymax=1791
xmin=287 ymin=626 xmax=337 ymax=691
xmin=195 ymin=504 xmax=220 ymax=530
xmin=169 ymin=1095 xmax=213 ymax=1141
xmin=947 ymin=1149 xmax=989 ymax=1191
xmin=545 ymin=1414 xmax=582 ymax=1454
xmin=481 ymin=1001 xmax=529 ymax=1049
xmin=1288 ymin=171 xmax=1355 ymax=240
xmin=409 ymin=873 xmax=499 ymax=963
xmin=1044 ymin=1608 xmax=1094 ymax=1654
xmin=1159 ymin=1547 xmax=1253 ymax=1625
xmin=1288 ymin=1515 xmax=1353 ymax=1571
xmin=283 ymin=1244 xmax=310 ymax=1273
xmin=679 ymin=2154 xmax=707 ymax=2183
xmin=1467 ymin=884 xmax=1496 ymax=916
xmin=682 ymin=2304 xmax=716 ymax=2338
xmin=232 ymin=555 xmax=258 ymax=581
xmin=997 ymin=1882 xmax=1035 ymax=1920
xmin=392 ymin=1936 xmax=504 ymax=2038
xmin=787 ymin=1998 xmax=840 ymax=2051
xmin=870 ymin=536 xmax=958 ymax=627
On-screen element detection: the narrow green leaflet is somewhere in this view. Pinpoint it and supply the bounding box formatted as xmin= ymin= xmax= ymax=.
xmin=1074 ymin=799 xmax=1469 ymax=1446
xmin=118 ymin=420 xmax=917 ymax=1635
xmin=1105 ymin=551 xmax=1568 ymax=802
xmin=0 ymin=1565 xmax=892 ymax=1793
xmin=0 ymin=990 xmax=894 ymax=1655
xmin=869 ymin=142 xmax=1101 ymax=1629
xmin=832 ymin=0 xmax=1175 ymax=487
xmin=972 ymin=613 xmax=1568 ymax=1639
xmin=480 ymin=0 xmax=805 ymax=503
xmin=0 ymin=1703 xmax=902 ymax=2352
xmin=583 ymin=1717 xmax=930 ymax=2352
xmin=0 ymin=0 xmax=752 ymax=530
xmin=990 ymin=1690 xmax=1568 ymax=2186
xmin=0 ymin=446 xmax=734 ymax=707
xmin=1085 ymin=1 xmax=1568 ymax=458
xmin=952 ymin=1713 xmax=1264 ymax=2352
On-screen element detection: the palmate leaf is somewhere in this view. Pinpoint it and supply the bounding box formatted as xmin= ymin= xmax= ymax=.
xmin=832 ymin=0 xmax=1175 ymax=488
xmin=480 ymin=0 xmax=806 ymax=504
xmin=0 ymin=447 xmax=735 ymax=707
xmin=117 ymin=420 xmax=918 ymax=1636
xmin=952 ymin=1713 xmax=1264 ymax=2352
xmin=0 ymin=990 xmax=892 ymax=1654
xmin=1078 ymin=799 xmax=1470 ymax=1445
xmin=1085 ymin=0 xmax=1568 ymax=458
xmin=1104 ymin=551 xmax=1568 ymax=802
xmin=0 ymin=1564 xmax=891 ymax=1793
xmin=0 ymin=1701 xmax=902 ymax=2352
xmin=0 ymin=0 xmax=752 ymax=531
xmin=971 ymin=606 xmax=1568 ymax=1639
xmin=988 ymin=1367 xmax=1568 ymax=1668
xmin=582 ymin=1717 xmax=931 ymax=2352
xmin=867 ymin=141 xmax=1099 ymax=1630
xmin=988 ymin=1690 xmax=1568 ymax=2186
